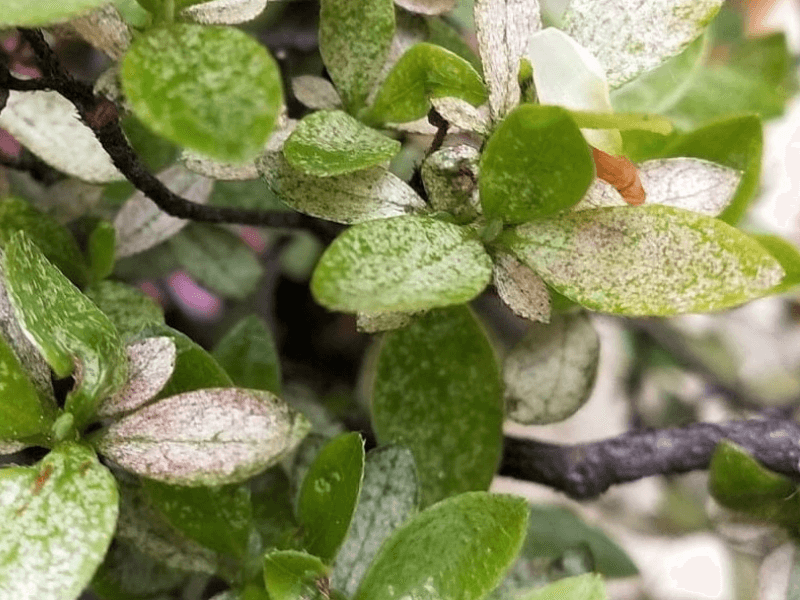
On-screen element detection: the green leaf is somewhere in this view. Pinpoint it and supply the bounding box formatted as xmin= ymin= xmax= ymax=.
xmin=213 ymin=315 xmax=281 ymax=395
xmin=372 ymin=306 xmax=503 ymax=507
xmin=504 ymin=313 xmax=599 ymax=425
xmin=263 ymin=550 xmax=329 ymax=600
xmin=354 ymin=492 xmax=529 ymax=600
xmin=500 ymin=206 xmax=784 ymax=316
xmin=84 ymin=280 xmax=165 ymax=340
xmin=283 ymin=110 xmax=401 ymax=176
xmin=0 ymin=334 xmax=55 ymax=442
xmin=0 ymin=1 xmax=106 ymax=30
xmin=521 ymin=506 xmax=638 ymax=578
xmin=311 ymin=216 xmax=493 ymax=313
xmin=752 ymin=234 xmax=800 ymax=294
xmin=0 ymin=443 xmax=118 ymax=600
xmin=479 ymin=105 xmax=594 ymax=223
xmin=332 ymin=446 xmax=419 ymax=597
xmin=168 ymin=223 xmax=264 ymax=299
xmin=0 ymin=196 xmax=88 ymax=285
xmin=3 ymin=232 xmax=127 ymax=428
xmin=424 ymin=16 xmax=482 ymax=73
xmin=730 ymin=32 xmax=798 ymax=91
xmin=517 ymin=573 xmax=607 ymax=600
xmin=250 ymin=468 xmax=298 ymax=550
xmin=88 ymin=221 xmax=117 ymax=283
xmin=144 ymin=480 xmax=253 ymax=558
xmin=365 ymin=43 xmax=487 ymax=124
xmin=258 ymin=153 xmax=425 ymax=224
xmin=708 ymin=441 xmax=800 ymax=526
xmin=94 ymin=387 xmax=310 ymax=486
xmin=121 ymin=23 xmax=282 ymax=162
xmin=297 ymin=432 xmax=365 ymax=562
xmin=319 ymin=0 xmax=395 ymax=112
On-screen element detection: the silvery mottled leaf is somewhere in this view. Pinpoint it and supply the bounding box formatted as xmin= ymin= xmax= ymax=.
xmin=394 ymin=0 xmax=456 ymax=14
xmin=258 ymin=153 xmax=425 ymax=224
xmin=114 ymin=165 xmax=213 ymax=258
xmin=421 ymin=144 xmax=480 ymax=216
xmin=356 ymin=310 xmax=416 ymax=333
xmin=574 ymin=158 xmax=742 ymax=217
xmin=527 ymin=27 xmax=621 ymax=154
xmin=181 ymin=150 xmax=259 ymax=180
xmin=180 ymin=0 xmax=268 ymax=24
xmin=504 ymin=313 xmax=599 ymax=424
xmin=474 ymin=0 xmax=542 ymax=120
xmin=69 ymin=3 xmax=131 ymax=59
xmin=563 ymin=0 xmax=724 ymax=88
xmin=291 ymin=75 xmax=342 ymax=110
xmin=430 ymin=97 xmax=489 ymax=135
xmin=493 ymin=252 xmax=551 ymax=323
xmin=98 ymin=337 xmax=177 ymax=418
xmin=94 ymin=387 xmax=310 ymax=486
xmin=0 ymin=91 xmax=124 ymax=183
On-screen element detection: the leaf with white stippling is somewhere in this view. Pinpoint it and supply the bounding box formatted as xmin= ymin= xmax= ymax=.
xmin=180 ymin=0 xmax=268 ymax=23
xmin=395 ymin=0 xmax=456 ymax=14
xmin=258 ymin=153 xmax=425 ymax=224
xmin=93 ymin=387 xmax=310 ymax=486
xmin=474 ymin=0 xmax=542 ymax=120
xmin=3 ymin=233 xmax=127 ymax=429
xmin=284 ymin=110 xmax=401 ymax=176
xmin=0 ymin=91 xmax=124 ymax=183
xmin=562 ymin=0 xmax=724 ymax=88
xmin=493 ymin=252 xmax=551 ymax=323
xmin=500 ymin=205 xmax=784 ymax=316
xmin=504 ymin=313 xmax=599 ymax=424
xmin=356 ymin=310 xmax=417 ymax=333
xmin=421 ymin=145 xmax=480 ymax=216
xmin=97 ymin=337 xmax=176 ymax=418
xmin=84 ymin=281 xmax=165 ymax=339
xmin=430 ymin=96 xmax=489 ymax=135
xmin=292 ymin=76 xmax=342 ymax=110
xmin=114 ymin=165 xmax=213 ymax=258
xmin=182 ymin=150 xmax=259 ymax=181
xmin=311 ymin=216 xmax=493 ymax=313
xmin=527 ymin=27 xmax=621 ymax=154
xmin=0 ymin=0 xmax=106 ymax=26
xmin=0 ymin=443 xmax=118 ymax=600
xmin=69 ymin=3 xmax=131 ymax=59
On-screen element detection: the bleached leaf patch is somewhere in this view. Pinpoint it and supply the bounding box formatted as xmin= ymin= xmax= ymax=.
xmin=68 ymin=3 xmax=131 ymax=59
xmin=292 ymin=75 xmax=342 ymax=110
xmin=180 ymin=0 xmax=268 ymax=24
xmin=356 ymin=310 xmax=416 ymax=333
xmin=98 ymin=337 xmax=177 ymax=418
xmin=0 ymin=91 xmax=124 ymax=183
xmin=431 ymin=97 xmax=489 ymax=135
xmin=394 ymin=0 xmax=456 ymax=14
xmin=563 ymin=0 xmax=724 ymax=88
xmin=95 ymin=387 xmax=310 ymax=486
xmin=114 ymin=165 xmax=213 ymax=258
xmin=493 ymin=252 xmax=551 ymax=323
xmin=181 ymin=150 xmax=259 ymax=181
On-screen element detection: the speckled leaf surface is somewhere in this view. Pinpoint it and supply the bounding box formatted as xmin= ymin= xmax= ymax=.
xmin=181 ymin=149 xmax=259 ymax=181
xmin=0 ymin=196 xmax=88 ymax=285
xmin=421 ymin=145 xmax=481 ymax=216
xmin=263 ymin=550 xmax=329 ymax=600
xmin=500 ymin=205 xmax=784 ymax=316
xmin=114 ymin=165 xmax=213 ymax=258
xmin=297 ymin=432 xmax=365 ymax=562
xmin=97 ymin=337 xmax=176 ymax=418
xmin=0 ymin=334 xmax=54 ymax=441
xmin=372 ymin=306 xmax=503 ymax=506
xmin=0 ymin=443 xmax=118 ymax=600
xmin=366 ymin=43 xmax=487 ymax=124
xmin=168 ymin=223 xmax=263 ymax=299
xmin=575 ymin=158 xmax=741 ymax=216
xmin=0 ymin=0 xmax=106 ymax=27
xmin=479 ymin=105 xmax=594 ymax=223
xmin=311 ymin=216 xmax=493 ymax=313
xmin=213 ymin=315 xmax=281 ymax=395
xmin=3 ymin=233 xmax=127 ymax=428
xmin=527 ymin=28 xmax=621 ymax=154
xmin=69 ymin=3 xmax=131 ymax=60
xmin=356 ymin=310 xmax=417 ymax=333
xmin=121 ymin=24 xmax=282 ymax=162
xmin=562 ymin=0 xmax=723 ymax=88
xmin=430 ymin=96 xmax=489 ymax=135
xmin=143 ymin=479 xmax=253 ymax=558
xmin=284 ymin=110 xmax=400 ymax=176
xmin=395 ymin=0 xmax=456 ymax=15
xmin=504 ymin=313 xmax=599 ymax=424
xmin=84 ymin=281 xmax=165 ymax=339
xmin=332 ymin=446 xmax=418 ymax=597
xmin=94 ymin=387 xmax=309 ymax=486
xmin=319 ymin=0 xmax=394 ymax=111
xmin=474 ymin=0 xmax=542 ymax=120
xmin=354 ymin=492 xmax=528 ymax=600
xmin=291 ymin=75 xmax=342 ymax=110
xmin=518 ymin=573 xmax=607 ymax=600
xmin=492 ymin=252 xmax=551 ymax=323
xmin=258 ymin=153 xmax=425 ymax=224
xmin=753 ymin=234 xmax=800 ymax=294
xmin=180 ymin=0 xmax=268 ymax=23
xmin=0 ymin=91 xmax=123 ymax=183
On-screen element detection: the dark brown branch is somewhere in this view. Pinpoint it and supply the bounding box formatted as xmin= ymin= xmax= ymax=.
xmin=501 ymin=419 xmax=800 ymax=500
xmin=3 ymin=30 xmax=344 ymax=243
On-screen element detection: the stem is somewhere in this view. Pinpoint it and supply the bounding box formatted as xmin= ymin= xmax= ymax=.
xmin=569 ymin=110 xmax=674 ymax=136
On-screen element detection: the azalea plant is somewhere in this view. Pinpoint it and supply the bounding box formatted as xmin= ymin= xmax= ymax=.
xmin=1 ymin=0 xmax=800 ymax=599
